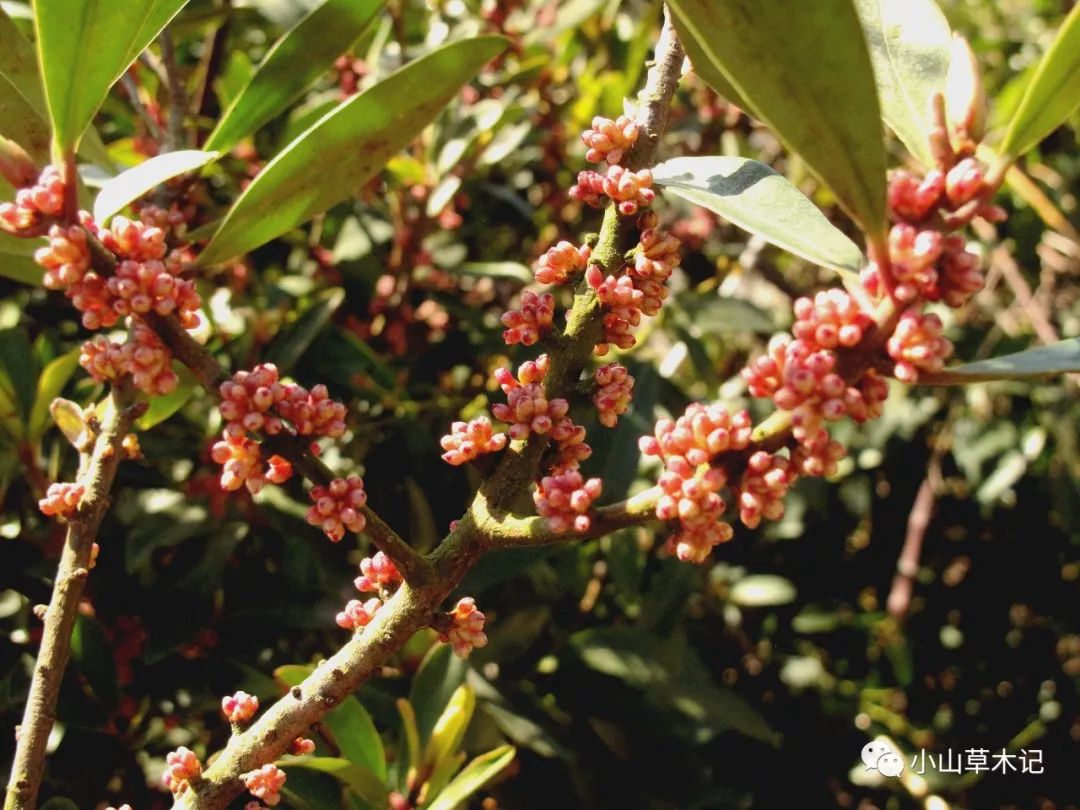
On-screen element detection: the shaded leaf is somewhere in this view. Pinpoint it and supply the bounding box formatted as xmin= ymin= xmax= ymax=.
xmin=409 ymin=642 xmax=467 ymax=745
xmin=653 ymin=156 xmax=865 ymax=277
xmin=396 ymin=698 xmax=421 ymax=779
xmin=919 ymin=338 xmax=1080 ymax=384
xmin=205 ymin=0 xmax=385 ymax=152
xmin=853 ymin=0 xmax=952 ymax=168
xmin=200 ymin=36 xmax=508 ymax=264
xmin=33 ymin=0 xmax=189 ymax=151
xmin=425 ymin=745 xmax=516 ymax=810
xmin=92 ymin=150 xmax=217 ymax=224
xmin=999 ymin=4 xmax=1080 ymax=159
xmin=668 ymin=0 xmax=887 ymax=238
xmin=0 ymin=328 xmax=36 ymax=423
xmin=283 ymin=757 xmax=388 ymax=809
xmin=265 ymin=287 xmax=345 ymax=373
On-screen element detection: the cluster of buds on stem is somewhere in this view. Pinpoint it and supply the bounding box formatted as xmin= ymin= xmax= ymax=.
xmin=242 ymin=764 xmax=286 ymax=807
xmin=221 ymin=690 xmax=259 ymax=726
xmin=162 ymin=747 xmax=202 ymax=794
xmin=440 ymin=416 xmax=508 ymax=465
xmin=306 ymin=475 xmax=368 ymax=542
xmin=38 ymin=481 xmax=84 ymax=518
xmin=439 ymin=597 xmax=488 ymax=658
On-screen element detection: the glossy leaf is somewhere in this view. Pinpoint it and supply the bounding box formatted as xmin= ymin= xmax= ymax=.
xmin=396 ymin=698 xmax=421 ymax=778
xmin=653 ymin=156 xmax=865 ymax=277
xmin=33 ymin=0 xmax=188 ymax=151
xmin=0 ymin=231 xmax=43 ymax=285
xmin=425 ymin=745 xmax=516 ymax=810
xmin=853 ymin=0 xmax=952 ymax=168
xmin=999 ymin=4 xmax=1080 ymax=159
xmin=92 ymin=150 xmax=217 ymax=224
xmin=668 ymin=0 xmax=887 ymax=238
xmin=200 ymin=36 xmax=508 ymax=265
xmin=27 ymin=349 xmax=78 ymax=441
xmin=409 ymin=642 xmax=467 ymax=745
xmin=204 ymin=0 xmax=384 ymax=152
xmin=424 ymin=684 xmax=475 ymax=773
xmin=283 ymin=757 xmax=388 ymax=809
xmin=274 ymin=663 xmax=386 ymax=778
xmin=919 ymin=338 xmax=1080 ymax=384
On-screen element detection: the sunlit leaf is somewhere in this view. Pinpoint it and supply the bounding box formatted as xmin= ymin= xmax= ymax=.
xmin=200 ymin=36 xmax=508 ymax=264
xmin=136 ymin=365 xmax=197 ymax=430
xmin=653 ymin=156 xmax=865 ymax=277
xmin=729 ymin=575 xmax=798 ymax=607
xmin=27 ymin=349 xmax=78 ymax=441
xmin=425 ymin=745 xmax=516 ymax=810
xmin=0 ymin=231 xmax=43 ymax=285
xmin=423 ymin=684 xmax=475 ymax=774
xmin=0 ymin=6 xmax=51 ymax=160
xmin=853 ymin=0 xmax=952 ymax=168
xmin=918 ymin=338 xmax=1080 ymax=384
xmin=33 ymin=0 xmax=189 ymax=151
xmin=668 ymin=0 xmax=887 ymax=238
xmin=92 ymin=150 xmax=217 ymax=224
xmin=999 ymin=3 xmax=1080 ymax=159
xmin=409 ymin=642 xmax=467 ymax=745
xmin=204 ymin=0 xmax=384 ymax=152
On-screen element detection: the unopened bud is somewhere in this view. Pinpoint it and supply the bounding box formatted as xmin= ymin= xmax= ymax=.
xmin=0 ymin=136 xmax=38 ymax=188
xmin=945 ymin=35 xmax=986 ymax=144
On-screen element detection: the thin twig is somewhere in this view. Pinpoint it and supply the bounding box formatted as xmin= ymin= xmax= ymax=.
xmin=4 ymin=382 xmax=141 ymax=810
xmin=158 ymin=31 xmax=188 ymax=151
xmin=886 ymin=469 xmax=937 ymax=622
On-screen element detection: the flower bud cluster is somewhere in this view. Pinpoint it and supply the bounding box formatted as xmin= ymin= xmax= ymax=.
xmin=0 ymin=166 xmax=64 ymax=233
xmin=581 ymin=115 xmax=639 ymax=165
xmin=38 ymin=481 xmax=84 ymax=518
xmin=210 ymin=430 xmax=292 ymax=494
xmin=594 ymin=363 xmax=633 ymax=427
xmin=440 ymin=597 xmax=488 ymax=658
xmin=534 ymin=241 xmax=590 ymax=285
xmin=336 ymin=596 xmax=382 ymax=631
xmin=533 ymin=469 xmax=602 ymax=533
xmin=639 ymin=404 xmax=753 ymax=563
xmin=163 ymin=747 xmax=202 ymax=794
xmin=886 ymin=309 xmax=953 ymax=382
xmin=570 ymin=166 xmax=655 ymax=216
xmin=502 ymin=290 xmax=554 ymax=346
xmin=737 ymin=452 xmax=796 ymax=528
xmin=792 ymin=290 xmax=869 ymax=351
xmin=586 ymin=265 xmax=643 ymax=354
xmin=440 ymin=416 xmax=508 ymax=465
xmin=290 ymin=737 xmax=316 ymax=756
xmin=80 ymin=323 xmax=179 ymax=395
xmin=306 ymin=475 xmax=368 ymax=542
xmin=242 ymin=764 xmax=286 ymax=807
xmin=491 ymin=355 xmax=569 ymax=439
xmin=221 ymin=691 xmax=259 ymax=725
xmin=354 ymin=551 xmax=402 ymax=593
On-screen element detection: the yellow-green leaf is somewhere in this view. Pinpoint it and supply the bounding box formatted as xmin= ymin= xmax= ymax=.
xmin=999 ymin=4 xmax=1080 ymax=160
xmin=0 ymin=231 xmax=43 ymax=286
xmin=200 ymin=36 xmax=508 ymax=265
xmin=0 ymin=7 xmax=51 ymax=160
xmin=33 ymin=0 xmax=189 ymax=152
xmin=425 ymin=746 xmax=516 ymax=810
xmin=423 ymin=685 xmax=475 ymax=774
xmin=27 ymin=349 xmax=79 ymax=441
xmin=92 ymin=149 xmax=217 ymax=224
xmin=652 ymin=156 xmax=865 ymax=278
xmin=853 ymin=0 xmax=952 ymax=168
xmin=205 ymin=0 xmax=385 ymax=153
xmin=668 ymin=0 xmax=888 ymax=239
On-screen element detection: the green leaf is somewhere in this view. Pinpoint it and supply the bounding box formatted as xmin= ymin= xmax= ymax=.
xmin=0 ymin=6 xmax=51 ymax=160
xmin=274 ymin=663 xmax=386 ymax=778
xmin=853 ymin=0 xmax=951 ymax=168
xmin=26 ymin=349 xmax=78 ymax=441
xmin=424 ymin=746 xmax=516 ymax=810
xmin=729 ymin=575 xmax=798 ymax=607
xmin=0 ymin=328 xmax=36 ymax=424
xmin=92 ymin=150 xmax=217 ymax=224
xmin=265 ymin=287 xmax=345 ymax=374
xmin=918 ymin=338 xmax=1080 ymax=384
xmin=668 ymin=0 xmax=888 ymax=238
xmin=396 ymin=698 xmax=421 ymax=778
xmin=283 ymin=757 xmax=388 ymax=809
xmin=200 ymin=36 xmax=508 ymax=265
xmin=409 ymin=641 xmax=467 ymax=745
xmin=653 ymin=156 xmax=865 ymax=277
xmin=205 ymin=0 xmax=384 ymax=152
xmin=999 ymin=4 xmax=1080 ymax=160
xmin=136 ymin=365 xmax=197 ymax=429
xmin=0 ymin=231 xmax=43 ymax=285
xmin=33 ymin=0 xmax=188 ymax=151
xmin=423 ymin=684 xmax=475 ymax=774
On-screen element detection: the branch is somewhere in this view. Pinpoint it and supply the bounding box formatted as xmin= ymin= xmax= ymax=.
xmin=4 ymin=382 xmax=141 ymax=810
xmin=158 ymin=31 xmax=188 ymax=152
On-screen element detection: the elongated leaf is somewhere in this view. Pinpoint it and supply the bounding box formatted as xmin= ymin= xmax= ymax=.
xmin=205 ymin=0 xmax=384 ymax=152
xmin=396 ymin=698 xmax=421 ymax=777
xmin=999 ymin=4 xmax=1080 ymax=159
xmin=653 ymin=156 xmax=864 ymax=276
xmin=200 ymin=36 xmax=508 ymax=265
xmin=283 ymin=757 xmax=388 ymax=809
xmin=0 ymin=231 xmax=43 ymax=285
xmin=274 ymin=664 xmax=386 ymax=778
xmin=425 ymin=746 xmax=516 ymax=810
xmin=265 ymin=287 xmax=345 ymax=373
xmin=853 ymin=0 xmax=951 ymax=168
xmin=409 ymin=642 xmax=467 ymax=745
xmin=92 ymin=150 xmax=217 ymax=223
xmin=424 ymin=685 xmax=475 ymax=773
xmin=27 ymin=349 xmax=78 ymax=441
xmin=919 ymin=338 xmax=1080 ymax=384
xmin=0 ymin=6 xmax=51 ymax=160
xmin=33 ymin=0 xmax=188 ymax=151
xmin=668 ymin=0 xmax=887 ymax=238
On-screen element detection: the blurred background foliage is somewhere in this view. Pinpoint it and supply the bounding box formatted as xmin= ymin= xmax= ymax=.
xmin=0 ymin=0 xmax=1078 ymax=808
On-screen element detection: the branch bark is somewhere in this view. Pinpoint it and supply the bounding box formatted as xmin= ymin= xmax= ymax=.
xmin=4 ymin=381 xmax=140 ymax=810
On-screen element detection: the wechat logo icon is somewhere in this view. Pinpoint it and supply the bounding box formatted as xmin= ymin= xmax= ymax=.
xmin=862 ymin=740 xmax=905 ymax=778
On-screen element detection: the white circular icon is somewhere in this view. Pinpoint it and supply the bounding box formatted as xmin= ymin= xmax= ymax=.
xmin=877 ymin=752 xmax=904 ymax=777
xmin=861 ymin=741 xmax=891 ymax=770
